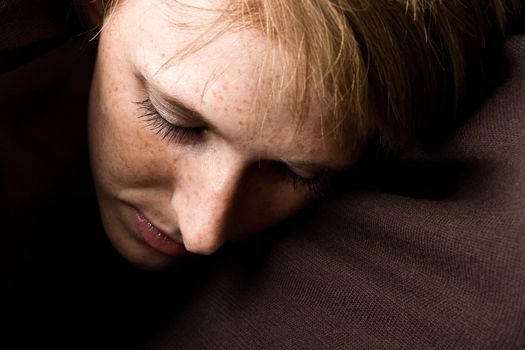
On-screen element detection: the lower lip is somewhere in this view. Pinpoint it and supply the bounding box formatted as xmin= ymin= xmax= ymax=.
xmin=133 ymin=210 xmax=191 ymax=257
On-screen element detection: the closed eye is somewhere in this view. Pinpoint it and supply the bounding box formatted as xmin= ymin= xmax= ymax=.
xmin=277 ymin=163 xmax=331 ymax=197
xmin=135 ymin=98 xmax=204 ymax=144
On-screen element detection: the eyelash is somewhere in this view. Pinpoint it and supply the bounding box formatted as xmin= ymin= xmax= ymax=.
xmin=135 ymin=97 xmax=327 ymax=196
xmin=135 ymin=98 xmax=203 ymax=143
xmin=279 ymin=165 xmax=328 ymax=197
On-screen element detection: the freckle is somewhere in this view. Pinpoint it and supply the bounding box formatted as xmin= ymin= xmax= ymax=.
xmin=235 ymin=107 xmax=242 ymax=113
xmin=223 ymin=107 xmax=229 ymax=112
xmin=222 ymin=83 xmax=229 ymax=90
xmin=218 ymin=95 xmax=224 ymax=101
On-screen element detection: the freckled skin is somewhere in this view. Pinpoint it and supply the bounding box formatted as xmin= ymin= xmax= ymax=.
xmin=88 ymin=0 xmax=354 ymax=270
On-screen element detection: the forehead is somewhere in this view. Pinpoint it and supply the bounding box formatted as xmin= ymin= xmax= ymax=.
xmin=110 ymin=0 xmax=353 ymax=166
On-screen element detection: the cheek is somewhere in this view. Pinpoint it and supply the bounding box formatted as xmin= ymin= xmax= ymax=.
xmin=88 ymin=63 xmax=174 ymax=196
xmin=228 ymin=167 xmax=314 ymax=240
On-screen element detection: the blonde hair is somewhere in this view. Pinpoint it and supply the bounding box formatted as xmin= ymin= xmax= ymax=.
xmin=99 ymin=0 xmax=522 ymax=152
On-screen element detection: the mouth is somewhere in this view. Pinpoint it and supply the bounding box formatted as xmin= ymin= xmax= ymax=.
xmin=133 ymin=209 xmax=192 ymax=257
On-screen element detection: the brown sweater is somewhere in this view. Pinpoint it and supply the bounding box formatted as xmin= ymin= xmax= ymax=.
xmin=141 ymin=33 xmax=525 ymax=350
xmin=1 ymin=1 xmax=524 ymax=349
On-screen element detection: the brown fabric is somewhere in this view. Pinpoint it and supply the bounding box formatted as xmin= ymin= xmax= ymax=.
xmin=141 ymin=36 xmax=525 ymax=349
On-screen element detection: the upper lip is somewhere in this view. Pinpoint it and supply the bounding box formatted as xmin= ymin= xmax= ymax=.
xmin=135 ymin=208 xmax=183 ymax=245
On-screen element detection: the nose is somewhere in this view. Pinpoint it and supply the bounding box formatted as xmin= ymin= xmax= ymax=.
xmin=171 ymin=149 xmax=245 ymax=255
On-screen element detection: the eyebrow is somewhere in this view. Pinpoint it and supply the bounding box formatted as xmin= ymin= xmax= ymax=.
xmin=139 ymin=74 xmax=209 ymax=123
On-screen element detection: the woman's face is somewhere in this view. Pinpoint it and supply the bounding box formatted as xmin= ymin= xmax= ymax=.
xmin=88 ymin=0 xmax=354 ymax=269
